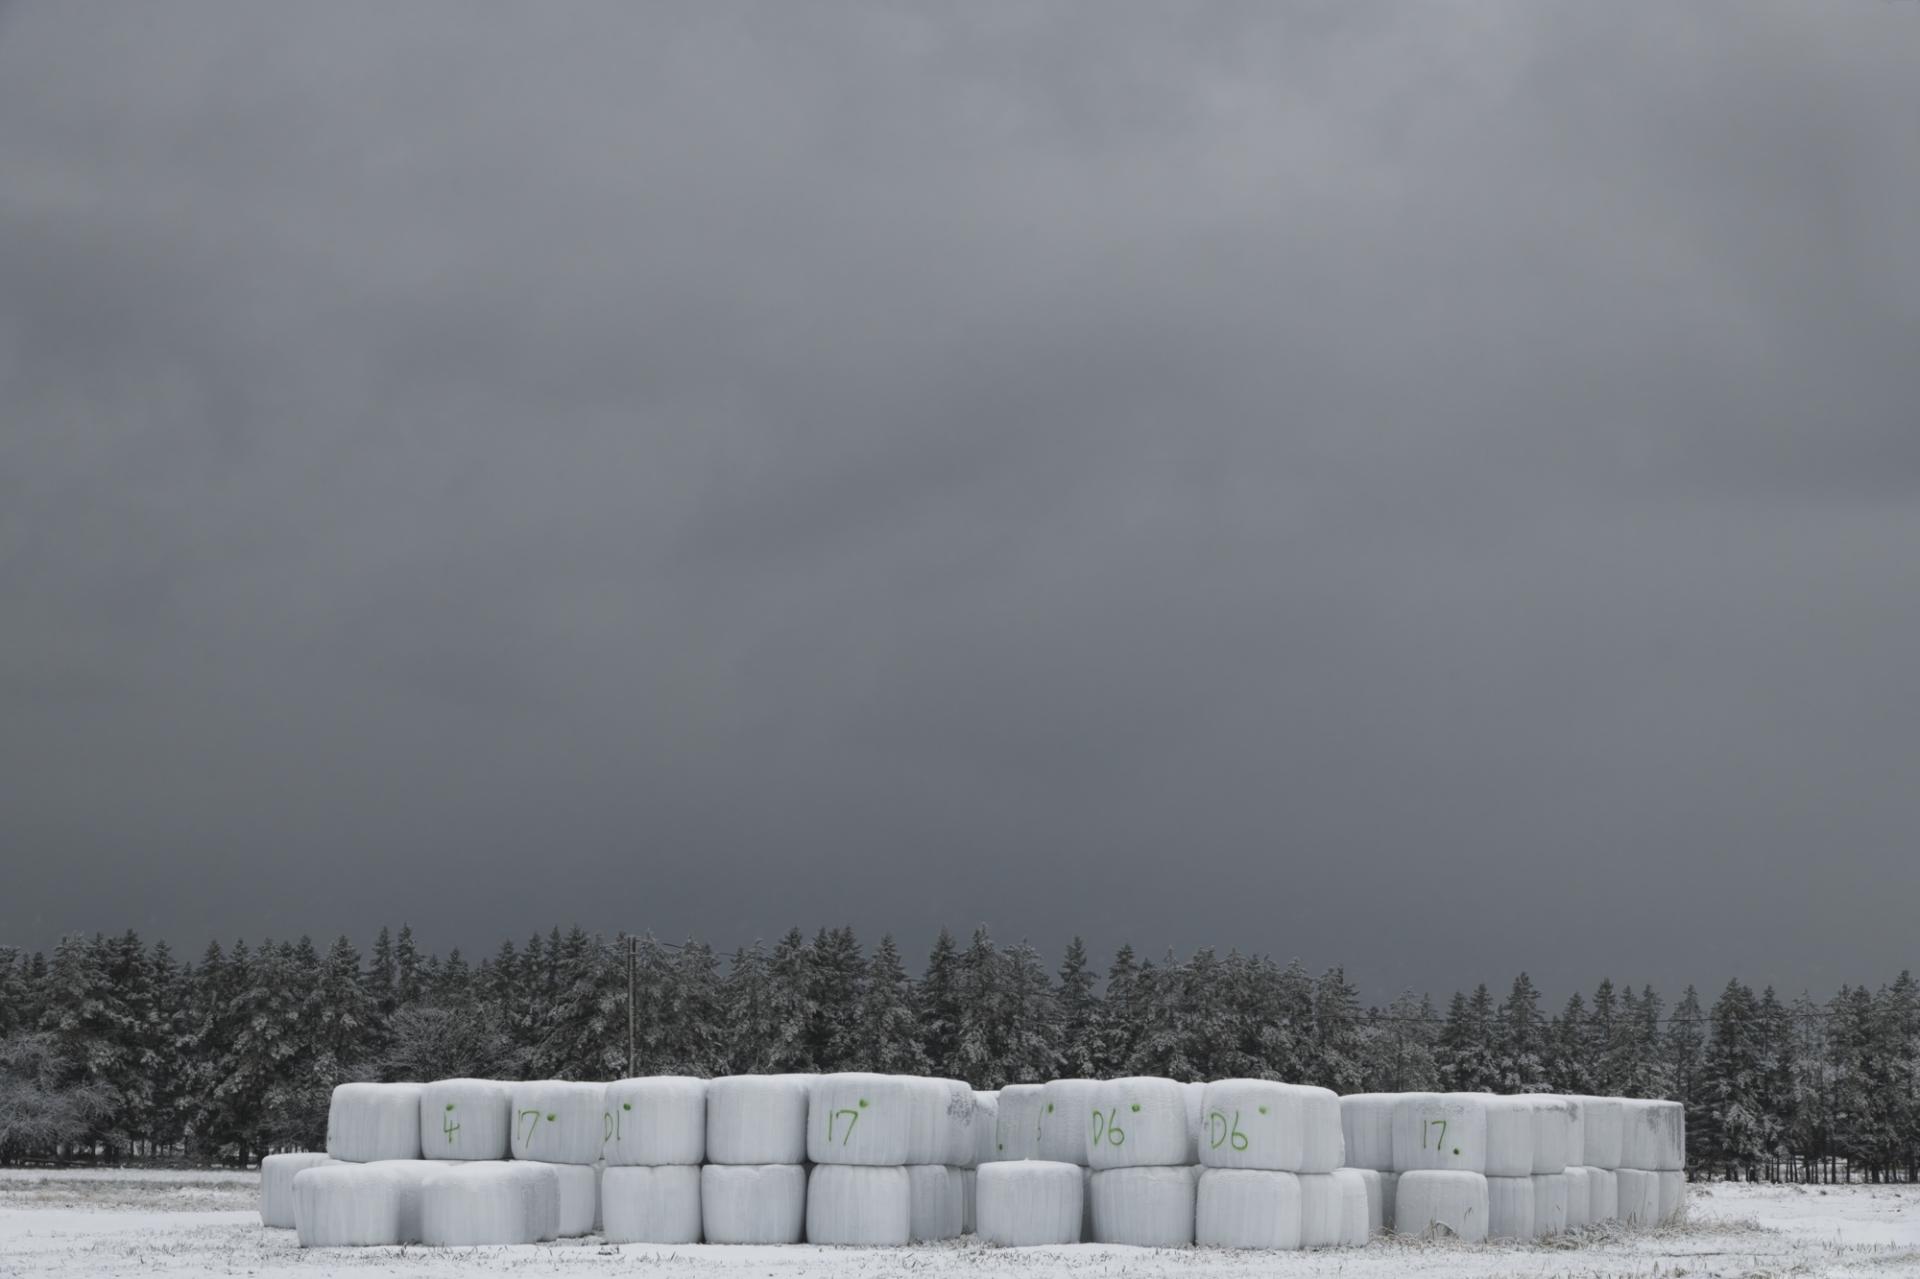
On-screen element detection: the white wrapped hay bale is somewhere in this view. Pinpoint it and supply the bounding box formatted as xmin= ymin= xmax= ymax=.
xmin=509 ymin=1081 xmax=606 ymax=1165
xmin=1199 ymin=1080 xmax=1344 ymax=1173
xmin=1616 ymin=1167 xmax=1658 ymax=1226
xmin=294 ymin=1160 xmax=433 ymax=1247
xmin=603 ymin=1076 xmax=706 ymax=1166
xmin=1195 ymin=1168 xmax=1302 ymax=1250
xmin=326 ymin=1083 xmax=425 ymax=1163
xmin=1350 ymin=1168 xmax=1387 ymax=1237
xmin=1531 ymin=1171 xmax=1568 ymax=1238
xmin=1486 ymin=1175 xmax=1534 ymax=1241
xmin=1586 ymin=1166 xmax=1618 ymax=1222
xmin=1298 ymin=1171 xmax=1367 ymax=1248
xmin=1392 ymin=1093 xmax=1489 ymax=1174
xmin=601 ymin=1164 xmax=701 ymax=1244
xmin=807 ymin=1164 xmax=911 ymax=1246
xmin=516 ymin=1160 xmax=599 ymax=1237
xmin=419 ymin=1079 xmax=512 ymax=1161
xmin=419 ymin=1162 xmax=560 ymax=1246
xmin=1089 ymin=1165 xmax=1197 ymax=1247
xmin=1086 ymin=1077 xmax=1194 ymax=1169
xmin=262 ymin=1152 xmax=333 ymax=1227
xmin=907 ymin=1164 xmax=962 ymax=1241
xmin=956 ymin=1167 xmax=976 ymax=1233
xmin=700 ymin=1163 xmax=806 ymax=1244
xmin=808 ymin=1073 xmax=921 ymax=1166
xmin=1331 ymin=1169 xmax=1370 ymax=1246
xmin=976 ymin=1161 xmax=1084 ymax=1247
xmin=995 ymin=1084 xmax=1045 ymax=1161
xmin=1393 ymin=1169 xmax=1489 ymax=1242
xmin=1657 ymin=1170 xmax=1685 ymax=1224
xmin=1563 ymin=1165 xmax=1591 ymax=1230
xmin=1339 ymin=1093 xmax=1399 ymax=1172
xmin=1482 ymin=1096 xmax=1536 ymax=1178
xmin=1038 ymin=1079 xmax=1104 ymax=1165
xmin=707 ymin=1074 xmax=811 ymax=1165
xmin=1532 ymin=1097 xmax=1577 ymax=1175
xmin=901 ymin=1078 xmax=959 ymax=1166
xmin=1578 ymin=1097 xmax=1624 ymax=1169
xmin=972 ymin=1091 xmax=1001 ymax=1166
xmin=1621 ymin=1100 xmax=1685 ymax=1171
xmin=940 ymin=1080 xmax=983 ymax=1167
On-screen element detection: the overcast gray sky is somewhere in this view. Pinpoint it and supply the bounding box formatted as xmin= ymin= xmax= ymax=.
xmin=2 ymin=2 xmax=1916 ymax=1001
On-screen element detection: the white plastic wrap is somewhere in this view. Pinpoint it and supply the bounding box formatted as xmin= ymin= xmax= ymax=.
xmin=1482 ymin=1097 xmax=1536 ymax=1178
xmin=700 ymin=1163 xmax=806 ymax=1244
xmin=1392 ymin=1169 xmax=1489 ymax=1242
xmin=516 ymin=1160 xmax=599 ymax=1237
xmin=1199 ymin=1080 xmax=1344 ymax=1173
xmin=600 ymin=1164 xmax=701 ymax=1244
xmin=906 ymin=1164 xmax=961 ymax=1242
xmin=418 ymin=1162 xmax=560 ymax=1246
xmin=326 ymin=1083 xmax=425 ymax=1163
xmin=1657 ymin=1170 xmax=1685 ymax=1224
xmin=1195 ymin=1168 xmax=1302 ymax=1250
xmin=956 ymin=1167 xmax=976 ymax=1233
xmin=1563 ymin=1164 xmax=1591 ymax=1230
xmin=1486 ymin=1175 xmax=1534 ymax=1241
xmin=1532 ymin=1097 xmax=1577 ymax=1174
xmin=1332 ymin=1169 xmax=1370 ymax=1246
xmin=1564 ymin=1097 xmax=1586 ymax=1167
xmin=1620 ymin=1100 xmax=1685 ymax=1172
xmin=808 ymin=1073 xmax=922 ymax=1166
xmin=995 ymin=1084 xmax=1046 ymax=1161
xmin=1391 ymin=1093 xmax=1489 ymax=1174
xmin=1038 ymin=1079 xmax=1104 ymax=1166
xmin=1578 ymin=1097 xmax=1624 ymax=1169
xmin=1298 ymin=1172 xmax=1366 ymax=1248
xmin=419 ymin=1079 xmax=512 ymax=1162
xmin=1531 ymin=1171 xmax=1568 ymax=1238
xmin=1086 ymin=1077 xmax=1195 ymax=1169
xmin=1616 ymin=1167 xmax=1658 ymax=1227
xmin=975 ymin=1161 xmax=1085 ymax=1247
xmin=806 ymin=1164 xmax=911 ymax=1246
xmin=1088 ymin=1166 xmax=1197 ymax=1247
xmin=972 ymin=1092 xmax=1001 ymax=1166
xmin=294 ymin=1160 xmax=434 ymax=1247
xmin=1339 ymin=1093 xmax=1399 ymax=1172
xmin=261 ymin=1152 xmax=333 ymax=1227
xmin=1350 ymin=1167 xmax=1386 ymax=1237
xmin=1586 ymin=1166 xmax=1618 ymax=1223
xmin=1184 ymin=1083 xmax=1206 ymax=1159
xmin=603 ymin=1076 xmax=706 ymax=1167
xmin=509 ymin=1081 xmax=606 ymax=1165
xmin=707 ymin=1074 xmax=812 ymax=1165
xmin=940 ymin=1080 xmax=983 ymax=1167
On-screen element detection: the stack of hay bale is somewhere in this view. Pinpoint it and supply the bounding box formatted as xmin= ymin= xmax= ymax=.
xmin=1084 ymin=1076 xmax=1200 ymax=1247
xmin=294 ymin=1082 xmax=433 ymax=1246
xmin=1197 ymin=1079 xmax=1355 ymax=1250
xmin=1389 ymin=1093 xmax=1492 ymax=1242
xmin=1576 ymin=1095 xmax=1624 ymax=1224
xmin=704 ymin=1074 xmax=811 ymax=1244
xmin=1620 ymin=1099 xmax=1686 ymax=1226
xmin=805 ymin=1073 xmax=922 ymax=1246
xmin=508 ymin=1080 xmax=604 ymax=1237
xmin=1529 ymin=1095 xmax=1578 ymax=1239
xmin=961 ymin=1089 xmax=998 ymax=1231
xmin=418 ymin=1078 xmax=556 ymax=1246
xmin=1482 ymin=1095 xmax=1537 ymax=1240
xmin=1337 ymin=1092 xmax=1400 ymax=1237
xmin=601 ymin=1076 xmax=705 ymax=1243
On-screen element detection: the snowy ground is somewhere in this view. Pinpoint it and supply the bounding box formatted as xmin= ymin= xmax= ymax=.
xmin=3 ymin=1169 xmax=1918 ymax=1277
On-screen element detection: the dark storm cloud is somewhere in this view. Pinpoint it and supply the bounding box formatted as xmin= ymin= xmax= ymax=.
xmin=2 ymin=1 xmax=1916 ymax=1001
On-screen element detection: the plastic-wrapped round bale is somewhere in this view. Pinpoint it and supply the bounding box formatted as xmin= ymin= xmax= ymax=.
xmin=972 ymin=1091 xmax=1001 ymax=1166
xmin=1038 ymin=1079 xmax=1104 ymax=1166
xmin=1339 ymin=1093 xmax=1398 ymax=1172
xmin=976 ymin=1161 xmax=1084 ymax=1247
xmin=1578 ymin=1097 xmax=1624 ymax=1169
xmin=1486 ymin=1175 xmax=1534 ymax=1241
xmin=808 ymin=1073 xmax=923 ymax=1166
xmin=1531 ymin=1171 xmax=1568 ymax=1238
xmin=707 ymin=1074 xmax=811 ymax=1165
xmin=906 ymin=1164 xmax=961 ymax=1242
xmin=517 ymin=1160 xmax=599 ymax=1237
xmin=509 ymin=1081 xmax=605 ymax=1165
xmin=700 ymin=1163 xmax=806 ymax=1244
xmin=1393 ymin=1169 xmax=1489 ymax=1242
xmin=901 ymin=1078 xmax=959 ymax=1166
xmin=1532 ymin=1097 xmax=1578 ymax=1174
xmin=601 ymin=1164 xmax=700 ymax=1243
xmin=1482 ymin=1096 xmax=1536 ymax=1178
xmin=419 ymin=1079 xmax=512 ymax=1161
xmin=1195 ymin=1168 xmax=1302 ymax=1249
xmin=1586 ymin=1166 xmax=1618 ymax=1222
xmin=1392 ymin=1093 xmax=1489 ymax=1174
xmin=1657 ymin=1170 xmax=1685 ymax=1224
xmin=1298 ymin=1171 xmax=1368 ymax=1248
xmin=1563 ymin=1165 xmax=1590 ymax=1230
xmin=1621 ymin=1100 xmax=1685 ymax=1172
xmin=419 ymin=1162 xmax=559 ymax=1246
xmin=1086 ymin=1077 xmax=1195 ymax=1169
xmin=1088 ymin=1165 xmax=1197 ymax=1247
xmin=294 ymin=1160 xmax=434 ymax=1247
xmin=326 ymin=1083 xmax=425 ymax=1163
xmin=1616 ymin=1167 xmax=1659 ymax=1226
xmin=262 ymin=1152 xmax=333 ymax=1227
xmin=939 ymin=1080 xmax=983 ymax=1167
xmin=1199 ymin=1080 xmax=1344 ymax=1173
xmin=1349 ymin=1168 xmax=1387 ymax=1237
xmin=807 ymin=1164 xmax=911 ymax=1246
xmin=995 ymin=1083 xmax=1045 ymax=1161
xmin=603 ymin=1076 xmax=705 ymax=1166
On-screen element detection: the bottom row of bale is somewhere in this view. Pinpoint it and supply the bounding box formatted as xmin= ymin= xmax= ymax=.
xmin=264 ymin=1155 xmax=1682 ymax=1248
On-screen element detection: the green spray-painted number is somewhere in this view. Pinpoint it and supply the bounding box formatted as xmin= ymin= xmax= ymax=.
xmin=1421 ymin=1118 xmax=1448 ymax=1151
xmin=1207 ymin=1109 xmax=1248 ymax=1152
xmin=518 ymin=1109 xmax=543 ymax=1145
xmin=604 ymin=1111 xmax=615 ymax=1143
xmin=1089 ymin=1107 xmax=1125 ymax=1147
xmin=443 ymin=1106 xmax=460 ymax=1145
xmin=827 ymin=1107 xmax=862 ymax=1145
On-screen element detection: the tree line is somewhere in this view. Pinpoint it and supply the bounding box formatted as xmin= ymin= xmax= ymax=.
xmin=1 ymin=926 xmax=1914 ymax=1181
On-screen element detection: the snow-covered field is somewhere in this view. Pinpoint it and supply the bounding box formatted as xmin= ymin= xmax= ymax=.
xmin=3 ymin=1169 xmax=1917 ymax=1277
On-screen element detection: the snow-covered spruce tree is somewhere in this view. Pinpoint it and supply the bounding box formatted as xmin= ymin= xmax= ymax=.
xmin=1312 ymin=966 xmax=1366 ymax=1093
xmin=765 ymin=927 xmax=816 ymax=1072
xmin=806 ymin=926 xmax=865 ymax=1073
xmin=1547 ymin=993 xmax=1593 ymax=1094
xmin=1055 ymin=937 xmax=1099 ymax=1079
xmin=1435 ymin=984 xmax=1500 ymax=1092
xmin=949 ymin=926 xmax=1004 ymax=1085
xmin=996 ymin=939 xmax=1061 ymax=1086
xmin=855 ymin=934 xmax=927 ymax=1075
xmin=1492 ymin=971 xmax=1548 ymax=1093
xmin=917 ymin=929 xmax=961 ymax=1077
xmin=719 ymin=941 xmax=777 ymax=1074
xmin=1358 ymin=991 xmax=1439 ymax=1093
xmin=1093 ymin=943 xmax=1140 ymax=1076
